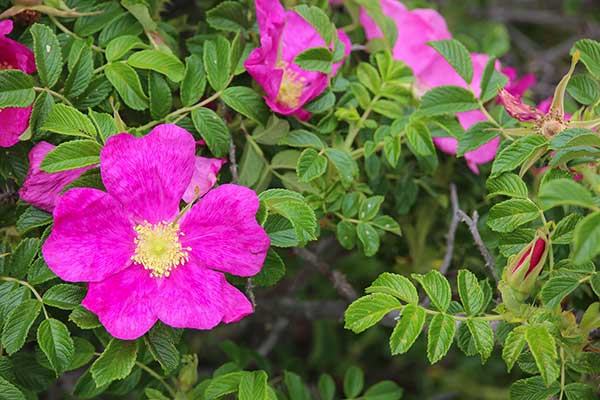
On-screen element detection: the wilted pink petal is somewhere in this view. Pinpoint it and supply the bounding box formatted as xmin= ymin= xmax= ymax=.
xmin=182 ymin=156 xmax=226 ymax=203
xmin=499 ymin=88 xmax=543 ymax=122
xmin=19 ymin=142 xmax=93 ymax=212
xmin=0 ymin=20 xmax=36 ymax=148
xmin=245 ymin=0 xmax=351 ymax=120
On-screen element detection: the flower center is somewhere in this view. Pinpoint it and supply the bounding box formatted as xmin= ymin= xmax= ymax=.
xmin=0 ymin=61 xmax=14 ymax=70
xmin=131 ymin=221 xmax=190 ymax=278
xmin=276 ymin=62 xmax=305 ymax=109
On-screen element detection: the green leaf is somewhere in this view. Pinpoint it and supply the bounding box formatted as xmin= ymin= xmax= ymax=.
xmin=421 ymin=86 xmax=479 ymax=115
xmin=37 ymin=318 xmax=75 ymax=375
xmin=205 ymin=372 xmax=244 ymax=399
xmin=591 ymin=273 xmax=600 ymax=298
xmin=325 ymin=148 xmax=358 ymax=187
xmin=91 ymin=339 xmax=138 ymax=387
xmin=343 ymin=366 xmax=364 ymax=398
xmin=567 ymin=74 xmax=599 ymax=105
xmin=366 ymin=272 xmax=419 ymax=303
xmin=357 ymin=222 xmax=380 ymax=256
xmin=509 ymin=376 xmax=560 ymax=400
xmin=456 ymin=121 xmax=498 ymax=156
xmin=128 ymin=50 xmax=185 ymax=82
xmin=42 ymin=284 xmax=85 ymax=310
xmin=552 ymin=214 xmax=582 ymax=244
xmin=390 ymin=303 xmax=426 ymax=355
xmin=0 ymin=375 xmax=25 ymax=400
xmin=206 ymin=1 xmax=249 ymax=32
xmin=105 ymin=61 xmax=148 ymax=110
xmin=74 ymin=368 xmax=110 ymax=398
xmin=191 ymin=107 xmax=230 ymax=158
xmin=564 ymin=383 xmax=597 ymax=400
xmin=412 ymin=270 xmax=451 ymax=312
xmin=294 ymin=47 xmax=333 ymax=73
xmin=280 ymin=129 xmax=324 ymax=149
xmin=64 ymin=40 xmax=93 ymax=98
xmin=253 ymin=249 xmax=286 ymax=287
xmin=363 ymin=381 xmax=403 ymax=400
xmin=466 ymin=319 xmax=494 ymax=363
xmin=336 ymin=220 xmax=357 ymax=250
xmin=318 ymin=374 xmax=336 ymax=400
xmin=427 ymin=313 xmax=455 ymax=364
xmin=491 ymin=135 xmax=548 ymax=176
xmin=371 ymin=215 xmax=401 ymax=235
xmin=457 ymin=270 xmax=484 ymax=315
xmin=239 ymin=370 xmax=268 ymax=400
xmin=254 ymin=116 xmax=290 ymax=145
xmin=573 ymin=39 xmax=600 ymax=79
xmin=573 ymin=211 xmax=600 ymax=264
xmin=29 ymin=90 xmax=54 ymax=138
xmin=259 ymin=189 xmax=317 ymax=245
xmin=383 ymin=134 xmax=402 ymax=167
xmin=486 ymin=173 xmax=528 ymax=199
xmin=1 ymin=299 xmax=41 ymax=355
xmin=357 ymin=63 xmax=382 ymax=94
xmin=406 ymin=123 xmax=435 ymax=156
xmin=8 ymin=238 xmax=40 ymax=279
xmin=296 ymin=148 xmax=327 ymax=182
xmin=294 ymin=5 xmax=333 ymax=44
xmin=68 ymin=337 xmax=95 ymax=371
xmin=203 ymin=37 xmax=231 ymax=91
xmin=42 ymin=104 xmax=98 ymax=139
xmin=30 ymin=23 xmax=62 ymax=88
xmin=487 ymin=199 xmax=539 ymax=233
xmin=40 ymin=140 xmax=101 ymax=173
xmin=502 ymin=326 xmax=527 ymax=372
xmin=359 ymin=196 xmax=384 ymax=221
xmin=146 ymin=323 xmax=180 ymax=375
xmin=480 ymin=56 xmax=509 ymax=102
xmin=429 ymin=39 xmax=473 ymax=83
xmin=344 ymin=294 xmax=400 ymax=333
xmin=222 ymin=86 xmax=269 ymax=126
xmin=180 ymin=55 xmax=206 ymax=107
xmin=148 ymin=72 xmax=172 ymax=120
xmin=16 ymin=206 xmax=52 ymax=235
xmin=540 ymin=276 xmax=580 ymax=308
xmin=0 ymin=70 xmax=34 ymax=108
xmin=106 ymin=35 xmax=146 ymax=62
xmin=538 ymin=178 xmax=596 ymax=210
xmin=69 ymin=305 xmax=101 ymax=330
xmin=525 ymin=325 xmax=559 ymax=387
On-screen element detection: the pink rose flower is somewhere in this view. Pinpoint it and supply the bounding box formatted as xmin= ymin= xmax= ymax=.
xmin=42 ymin=124 xmax=270 ymax=340
xmin=0 ymin=19 xmax=36 ymax=148
xmin=182 ymin=156 xmax=226 ymax=203
xmin=244 ymin=0 xmax=351 ymax=120
xmin=19 ymin=142 xmax=94 ymax=212
xmin=501 ymin=66 xmax=536 ymax=97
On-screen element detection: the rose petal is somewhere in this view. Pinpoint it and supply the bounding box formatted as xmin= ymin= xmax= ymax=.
xmin=100 ymin=124 xmax=196 ymax=223
xmin=153 ymin=263 xmax=252 ymax=329
xmin=0 ymin=20 xmax=36 ymax=74
xmin=19 ymin=141 xmax=92 ymax=212
xmin=182 ymin=157 xmax=226 ymax=203
xmin=0 ymin=106 xmax=31 ymax=148
xmin=42 ymin=188 xmax=135 ymax=282
xmin=181 ymin=184 xmax=270 ymax=277
xmin=82 ymin=264 xmax=158 ymax=340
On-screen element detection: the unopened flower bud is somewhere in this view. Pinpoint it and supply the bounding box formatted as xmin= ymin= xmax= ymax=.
xmin=503 ymin=230 xmax=549 ymax=297
xmin=498 ymin=89 xmax=543 ymax=122
xmin=177 ymin=354 xmax=198 ymax=391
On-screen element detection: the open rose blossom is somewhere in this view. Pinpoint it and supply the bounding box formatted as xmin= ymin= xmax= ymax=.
xmin=244 ymin=0 xmax=351 ymax=120
xmin=0 ymin=19 xmax=36 ymax=148
xmin=42 ymin=124 xmax=270 ymax=340
xmin=19 ymin=142 xmax=94 ymax=212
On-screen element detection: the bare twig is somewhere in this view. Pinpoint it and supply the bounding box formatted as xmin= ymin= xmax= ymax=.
xmin=228 ymin=139 xmax=239 ymax=184
xmin=440 ymin=184 xmax=461 ymax=275
xmin=456 ymin=209 xmax=498 ymax=282
xmin=246 ymin=279 xmax=256 ymax=308
xmin=293 ymin=247 xmax=358 ymax=302
xmin=257 ymin=318 xmax=289 ymax=356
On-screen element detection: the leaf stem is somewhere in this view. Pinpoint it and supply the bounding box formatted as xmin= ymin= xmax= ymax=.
xmin=49 ymin=16 xmax=105 ymax=53
xmin=344 ymin=94 xmax=380 ymax=150
xmin=34 ymin=87 xmax=73 ymax=107
xmin=0 ymin=276 xmax=49 ymax=319
xmin=135 ymin=361 xmax=177 ymax=398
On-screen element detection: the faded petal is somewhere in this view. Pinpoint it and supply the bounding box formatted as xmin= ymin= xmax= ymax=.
xmin=153 ymin=263 xmax=252 ymax=329
xmin=100 ymin=124 xmax=196 ymax=224
xmin=19 ymin=142 xmax=93 ymax=212
xmin=82 ymin=265 xmax=158 ymax=340
xmin=181 ymin=184 xmax=270 ymax=277
xmin=499 ymin=89 xmax=543 ymax=122
xmin=182 ymin=157 xmax=226 ymax=203
xmin=42 ymin=188 xmax=135 ymax=282
xmin=0 ymin=106 xmax=31 ymax=148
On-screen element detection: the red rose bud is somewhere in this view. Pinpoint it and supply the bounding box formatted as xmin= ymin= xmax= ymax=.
xmin=498 ymin=89 xmax=543 ymax=122
xmin=504 ymin=230 xmax=549 ymax=297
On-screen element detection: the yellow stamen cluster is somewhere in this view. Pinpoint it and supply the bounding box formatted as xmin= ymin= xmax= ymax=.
xmin=131 ymin=221 xmax=190 ymax=278
xmin=276 ymin=62 xmax=305 ymax=108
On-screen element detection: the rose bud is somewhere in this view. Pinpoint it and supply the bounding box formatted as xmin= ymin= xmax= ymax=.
xmin=504 ymin=230 xmax=549 ymax=297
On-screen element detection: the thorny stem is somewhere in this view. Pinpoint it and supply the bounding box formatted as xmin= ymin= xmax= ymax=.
xmin=34 ymin=87 xmax=73 ymax=107
xmin=0 ymin=276 xmax=49 ymax=319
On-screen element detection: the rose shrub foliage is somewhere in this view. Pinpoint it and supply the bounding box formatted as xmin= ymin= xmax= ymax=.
xmin=0 ymin=0 xmax=599 ymax=399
